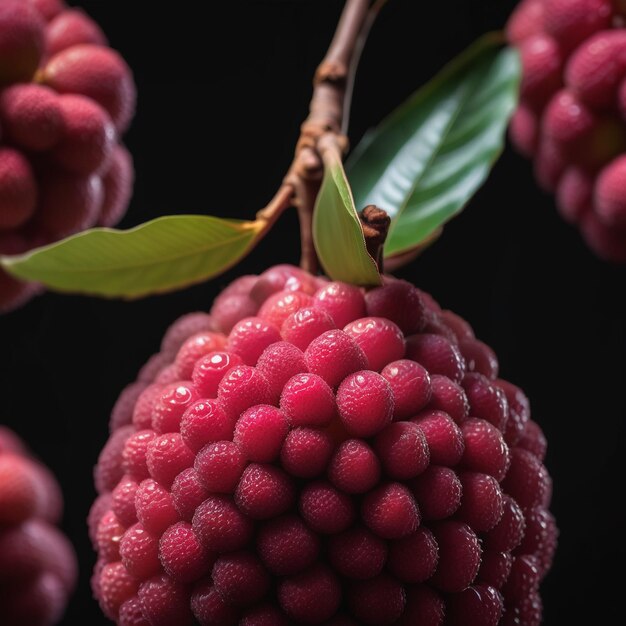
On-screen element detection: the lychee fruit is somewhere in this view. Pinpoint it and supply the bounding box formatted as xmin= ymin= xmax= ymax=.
xmin=506 ymin=0 xmax=626 ymax=261
xmin=90 ymin=266 xmax=557 ymax=624
xmin=0 ymin=0 xmax=136 ymax=312
xmin=0 ymin=427 xmax=77 ymax=626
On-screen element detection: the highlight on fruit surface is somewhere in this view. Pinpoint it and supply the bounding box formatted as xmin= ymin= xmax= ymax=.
xmin=90 ymin=266 xmax=557 ymax=625
xmin=0 ymin=0 xmax=136 ymax=312
xmin=507 ymin=0 xmax=626 ymax=261
xmin=0 ymin=426 xmax=77 ymax=626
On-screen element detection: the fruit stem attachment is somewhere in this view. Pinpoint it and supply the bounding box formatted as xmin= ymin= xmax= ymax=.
xmin=359 ymin=205 xmax=390 ymax=272
xmin=255 ymin=0 xmax=386 ymax=273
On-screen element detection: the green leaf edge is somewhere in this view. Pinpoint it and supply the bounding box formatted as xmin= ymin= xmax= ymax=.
xmin=0 ymin=214 xmax=263 ymax=299
xmin=347 ymin=32 xmax=521 ymax=258
xmin=313 ymin=151 xmax=382 ymax=286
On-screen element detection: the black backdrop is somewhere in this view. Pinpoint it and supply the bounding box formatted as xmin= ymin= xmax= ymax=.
xmin=1 ymin=1 xmax=625 ymax=624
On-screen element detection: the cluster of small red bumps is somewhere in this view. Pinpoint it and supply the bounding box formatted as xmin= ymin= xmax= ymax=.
xmin=0 ymin=426 xmax=77 ymax=626
xmin=0 ymin=0 xmax=136 ymax=311
xmin=507 ymin=0 xmax=626 ymax=262
xmin=90 ymin=264 xmax=557 ymax=625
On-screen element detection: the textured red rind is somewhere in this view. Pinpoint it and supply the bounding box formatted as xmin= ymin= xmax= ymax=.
xmin=506 ymin=0 xmax=626 ymax=261
xmin=91 ymin=267 xmax=557 ymax=625
xmin=0 ymin=427 xmax=77 ymax=626
xmin=0 ymin=0 xmax=137 ymax=312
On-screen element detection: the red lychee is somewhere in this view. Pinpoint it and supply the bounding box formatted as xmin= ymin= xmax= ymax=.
xmin=91 ymin=267 xmax=557 ymax=624
xmin=506 ymin=0 xmax=626 ymax=261
xmin=0 ymin=0 xmax=137 ymax=312
xmin=0 ymin=428 xmax=77 ymax=626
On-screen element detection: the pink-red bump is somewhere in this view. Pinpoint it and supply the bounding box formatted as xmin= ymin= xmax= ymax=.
xmin=212 ymin=551 xmax=270 ymax=606
xmin=304 ymin=329 xmax=368 ymax=389
xmin=374 ymin=421 xmax=430 ymax=480
xmin=195 ymin=441 xmax=247 ymax=493
xmin=234 ymin=405 xmax=290 ymax=463
xmin=158 ymin=521 xmax=215 ymax=583
xmin=461 ymin=418 xmax=510 ymax=482
xmin=410 ymin=465 xmax=463 ymax=521
xmin=145 ymin=433 xmax=194 ymax=488
xmin=278 ymin=564 xmax=341 ymax=624
xmin=280 ymin=373 xmax=336 ymax=428
xmin=313 ymin=282 xmax=366 ymax=328
xmin=427 ymin=375 xmax=470 ymax=424
xmin=175 ymin=332 xmax=227 ymax=379
xmin=137 ymin=574 xmax=193 ymax=626
xmin=336 ymin=370 xmax=394 ymax=437
xmin=256 ymin=514 xmax=320 ymax=576
xmin=381 ymin=359 xmax=432 ymax=420
xmin=387 ymin=527 xmax=439 ymax=583
xmin=280 ymin=307 xmax=336 ymax=351
xmin=134 ymin=479 xmax=179 ymax=535
xmin=456 ymin=471 xmax=505 ymax=532
xmin=191 ymin=351 xmax=243 ymax=398
xmin=192 ymin=495 xmax=254 ymax=553
xmin=430 ymin=520 xmax=482 ymax=593
xmin=190 ymin=580 xmax=238 ymax=625
xmin=299 ymin=481 xmax=355 ymax=534
xmin=235 ymin=463 xmax=295 ymax=520
xmin=170 ymin=468 xmax=209 ymax=522
xmin=256 ymin=341 xmax=307 ymax=403
xmin=152 ymin=382 xmax=198 ymax=434
xmin=406 ymin=334 xmax=466 ymax=384
xmin=343 ymin=317 xmax=405 ymax=371
xmin=180 ymin=399 xmax=237 ymax=453
xmin=280 ymin=427 xmax=334 ymax=478
xmin=361 ymin=482 xmax=420 ymax=539
xmin=119 ymin=523 xmax=161 ymax=580
xmin=217 ymin=365 xmax=272 ymax=420
xmin=364 ymin=279 xmax=426 ymax=334
xmin=462 ymin=373 xmax=509 ymax=432
xmin=328 ymin=526 xmax=387 ymax=580
xmin=228 ymin=317 xmax=282 ymax=366
xmin=413 ymin=410 xmax=465 ymax=466
xmin=328 ymin=439 xmax=381 ymax=494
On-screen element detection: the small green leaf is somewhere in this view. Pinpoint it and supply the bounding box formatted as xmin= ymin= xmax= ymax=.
xmin=347 ymin=34 xmax=521 ymax=258
xmin=313 ymin=148 xmax=381 ymax=286
xmin=1 ymin=215 xmax=264 ymax=298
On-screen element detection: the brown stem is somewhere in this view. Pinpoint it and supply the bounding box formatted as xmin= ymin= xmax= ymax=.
xmin=294 ymin=178 xmax=321 ymax=274
xmin=295 ymin=0 xmax=371 ymax=177
xmin=359 ymin=205 xmax=390 ymax=272
xmin=256 ymin=0 xmax=383 ymax=271
xmin=256 ymin=183 xmax=294 ymax=229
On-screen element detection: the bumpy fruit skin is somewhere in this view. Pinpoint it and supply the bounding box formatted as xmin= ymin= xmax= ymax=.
xmin=0 ymin=426 xmax=77 ymax=626
xmin=91 ymin=266 xmax=557 ymax=625
xmin=0 ymin=0 xmax=136 ymax=312
xmin=507 ymin=0 xmax=626 ymax=261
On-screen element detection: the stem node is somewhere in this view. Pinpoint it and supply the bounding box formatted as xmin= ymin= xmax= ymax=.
xmin=359 ymin=205 xmax=390 ymax=273
xmin=254 ymin=0 xmax=386 ymax=273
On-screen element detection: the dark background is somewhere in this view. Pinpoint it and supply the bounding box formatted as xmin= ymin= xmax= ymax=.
xmin=1 ymin=0 xmax=625 ymax=624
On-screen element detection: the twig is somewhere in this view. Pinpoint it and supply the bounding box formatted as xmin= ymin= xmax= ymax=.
xmin=255 ymin=0 xmax=383 ymax=271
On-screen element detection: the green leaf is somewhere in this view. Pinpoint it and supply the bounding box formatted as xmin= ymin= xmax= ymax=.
xmin=313 ymin=148 xmax=381 ymax=286
xmin=0 ymin=215 xmax=264 ymax=298
xmin=347 ymin=35 xmax=521 ymax=258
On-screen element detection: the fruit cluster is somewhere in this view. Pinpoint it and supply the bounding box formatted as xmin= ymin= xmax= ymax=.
xmin=507 ymin=0 xmax=626 ymax=262
xmin=0 ymin=0 xmax=136 ymax=311
xmin=90 ymin=265 xmax=557 ymax=625
xmin=0 ymin=426 xmax=77 ymax=626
